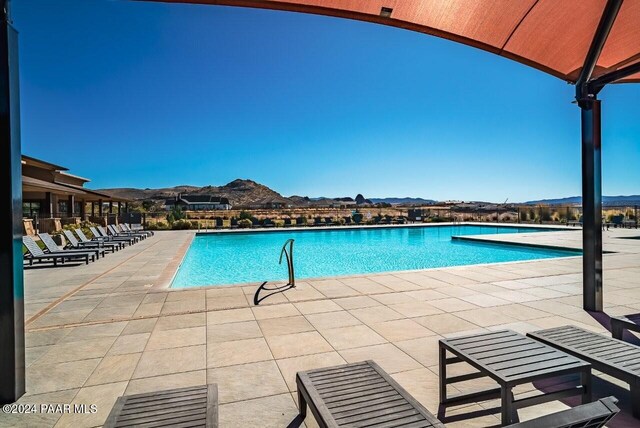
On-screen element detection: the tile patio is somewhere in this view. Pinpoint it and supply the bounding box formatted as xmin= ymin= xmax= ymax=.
xmin=3 ymin=226 xmax=640 ymax=427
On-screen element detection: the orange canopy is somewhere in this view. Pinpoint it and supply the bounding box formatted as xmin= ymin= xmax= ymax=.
xmin=148 ymin=0 xmax=640 ymax=84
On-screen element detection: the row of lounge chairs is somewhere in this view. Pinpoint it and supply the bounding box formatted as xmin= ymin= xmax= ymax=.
xmin=23 ymin=224 xmax=153 ymax=267
xmin=106 ymin=320 xmax=640 ymax=427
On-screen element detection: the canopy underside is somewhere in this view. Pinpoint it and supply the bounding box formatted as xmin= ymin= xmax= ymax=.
xmin=152 ymin=0 xmax=640 ymax=83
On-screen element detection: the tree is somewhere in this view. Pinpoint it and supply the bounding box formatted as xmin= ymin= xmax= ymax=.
xmin=167 ymin=205 xmax=185 ymax=223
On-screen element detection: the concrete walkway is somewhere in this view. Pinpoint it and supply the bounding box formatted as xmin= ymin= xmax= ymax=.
xmin=3 ymin=226 xmax=640 ymax=427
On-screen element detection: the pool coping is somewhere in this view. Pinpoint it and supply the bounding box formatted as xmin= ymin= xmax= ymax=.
xmin=159 ymin=224 xmax=585 ymax=292
xmin=194 ymin=221 xmax=578 ymax=235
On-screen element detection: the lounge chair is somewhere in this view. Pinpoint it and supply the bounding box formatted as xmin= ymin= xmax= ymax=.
xmin=75 ymin=228 xmax=124 ymax=250
xmin=63 ymin=229 xmax=117 ymax=253
xmin=23 ymin=236 xmax=91 ymax=265
xmin=297 ymin=361 xmax=619 ymax=428
xmin=529 ymin=325 xmax=640 ymax=417
xmin=116 ymin=224 xmax=149 ymax=240
xmin=97 ymin=226 xmax=137 ymax=245
xmin=111 ymin=224 xmax=145 ymax=240
xmin=104 ymin=384 xmax=218 ymax=428
xmin=611 ymin=313 xmax=640 ymax=340
xmin=38 ymin=232 xmax=103 ymax=260
xmin=121 ymin=223 xmax=153 ymax=237
xmin=89 ymin=226 xmax=130 ymax=246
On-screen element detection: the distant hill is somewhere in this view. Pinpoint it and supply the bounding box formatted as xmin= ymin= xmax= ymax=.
xmin=524 ymin=195 xmax=640 ymax=206
xmin=99 ymin=179 xmax=289 ymax=207
xmin=370 ymin=197 xmax=437 ymax=205
xmin=98 ymin=180 xmax=440 ymax=208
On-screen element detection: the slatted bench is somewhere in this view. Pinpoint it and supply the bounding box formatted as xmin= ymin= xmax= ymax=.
xmin=506 ymin=396 xmax=619 ymax=428
xmin=103 ymin=384 xmax=217 ymax=428
xmin=296 ymin=360 xmax=445 ymax=428
xmin=440 ymin=330 xmax=591 ymax=426
xmin=611 ymin=314 xmax=640 ymax=340
xmin=529 ymin=325 xmax=640 ymax=418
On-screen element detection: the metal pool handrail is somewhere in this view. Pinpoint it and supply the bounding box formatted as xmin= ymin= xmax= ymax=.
xmin=253 ymin=239 xmax=296 ymax=305
xmin=279 ymin=238 xmax=295 ymax=287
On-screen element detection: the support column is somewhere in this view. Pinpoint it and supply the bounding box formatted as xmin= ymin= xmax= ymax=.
xmin=91 ymin=201 xmax=95 ymax=217
xmin=125 ymin=202 xmax=129 ymax=213
xmin=44 ymin=191 xmax=52 ymax=218
xmin=109 ymin=201 xmax=113 ymax=214
xmin=580 ymin=99 xmax=603 ymax=312
xmin=0 ymin=0 xmax=25 ymax=403
xmin=68 ymin=194 xmax=74 ymax=217
xmin=98 ymin=199 xmax=103 ymax=216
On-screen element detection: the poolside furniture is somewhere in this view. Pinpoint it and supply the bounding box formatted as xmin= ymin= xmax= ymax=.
xmin=118 ymin=224 xmax=149 ymax=239
xmin=104 ymin=384 xmax=218 ymax=428
xmin=313 ymin=217 xmax=323 ymax=227
xmin=122 ymin=223 xmax=153 ymax=237
xmin=63 ymin=229 xmax=117 ymax=253
xmin=296 ymin=360 xmax=444 ymax=428
xmin=439 ymin=330 xmax=591 ymax=426
xmin=75 ymin=228 xmax=124 ymax=250
xmin=324 ymin=217 xmax=334 ymax=226
xmin=112 ymin=224 xmax=146 ymax=240
xmin=611 ymin=313 xmax=640 ymax=340
xmin=98 ymin=226 xmax=137 ymax=244
xmin=262 ymin=218 xmax=274 ymax=228
xmin=284 ymin=217 xmax=293 ymax=227
xmin=23 ymin=236 xmax=91 ymax=266
xmin=529 ymin=325 xmax=640 ymax=417
xmin=38 ymin=232 xmax=103 ymax=260
xmin=230 ymin=218 xmax=238 ymax=229
xmin=505 ymin=396 xmax=619 ymax=428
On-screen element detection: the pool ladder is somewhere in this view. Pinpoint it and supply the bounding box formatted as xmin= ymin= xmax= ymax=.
xmin=253 ymin=239 xmax=295 ymax=305
xmin=279 ymin=238 xmax=296 ymax=288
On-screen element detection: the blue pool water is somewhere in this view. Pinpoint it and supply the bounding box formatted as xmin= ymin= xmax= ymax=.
xmin=171 ymin=225 xmax=580 ymax=288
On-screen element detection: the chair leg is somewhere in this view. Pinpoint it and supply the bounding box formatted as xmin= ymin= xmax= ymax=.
xmin=501 ymin=386 xmax=514 ymax=426
xmin=581 ymin=368 xmax=592 ymax=404
xmin=439 ymin=344 xmax=447 ymax=403
xmin=611 ymin=321 xmax=624 ymax=340
xmin=297 ymin=388 xmax=307 ymax=419
xmin=632 ymin=380 xmax=640 ymax=418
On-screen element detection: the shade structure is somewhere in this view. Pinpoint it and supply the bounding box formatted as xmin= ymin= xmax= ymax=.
xmin=150 ymin=0 xmax=640 ymax=83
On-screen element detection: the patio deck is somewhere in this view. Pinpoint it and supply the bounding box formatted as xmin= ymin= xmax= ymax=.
xmin=3 ymin=226 xmax=640 ymax=427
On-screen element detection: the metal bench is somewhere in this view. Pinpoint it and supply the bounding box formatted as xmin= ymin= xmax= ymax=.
xmin=611 ymin=313 xmax=640 ymax=340
xmin=506 ymin=396 xmax=619 ymax=428
xmin=529 ymin=325 xmax=640 ymax=418
xmin=103 ymin=384 xmax=217 ymax=427
xmin=440 ymin=330 xmax=591 ymax=426
xmin=296 ymin=360 xmax=445 ymax=427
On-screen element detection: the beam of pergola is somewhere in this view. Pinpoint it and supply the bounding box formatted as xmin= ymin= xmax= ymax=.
xmin=1 ymin=0 xmax=638 ymax=405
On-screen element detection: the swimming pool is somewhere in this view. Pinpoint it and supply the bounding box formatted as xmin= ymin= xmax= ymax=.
xmin=171 ymin=225 xmax=580 ymax=288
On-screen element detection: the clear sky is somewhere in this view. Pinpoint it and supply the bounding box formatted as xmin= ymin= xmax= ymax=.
xmin=13 ymin=0 xmax=640 ymax=202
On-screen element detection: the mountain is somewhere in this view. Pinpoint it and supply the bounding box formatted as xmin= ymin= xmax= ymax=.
xmin=99 ymin=179 xmax=290 ymax=206
xmin=370 ymin=197 xmax=437 ymax=205
xmin=99 ymin=180 xmax=441 ymax=207
xmin=524 ymin=195 xmax=640 ymax=206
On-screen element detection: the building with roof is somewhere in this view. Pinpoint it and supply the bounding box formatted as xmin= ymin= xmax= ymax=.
xmin=22 ymin=155 xmax=130 ymax=233
xmin=165 ymin=194 xmax=232 ymax=211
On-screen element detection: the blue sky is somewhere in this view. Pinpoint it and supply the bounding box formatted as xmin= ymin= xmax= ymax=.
xmin=13 ymin=0 xmax=640 ymax=202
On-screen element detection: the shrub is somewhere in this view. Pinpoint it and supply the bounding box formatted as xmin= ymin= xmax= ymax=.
xmin=171 ymin=219 xmax=194 ymax=230
xmin=239 ymin=211 xmax=252 ymax=220
xmin=147 ymin=221 xmax=168 ymax=230
xmin=238 ymin=218 xmax=252 ymax=228
xmin=274 ymin=220 xmax=285 ymax=227
xmin=167 ymin=205 xmax=186 ymax=223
